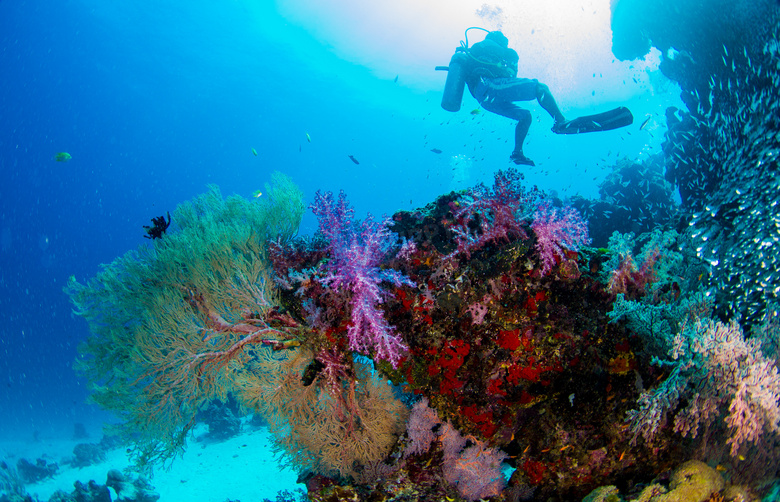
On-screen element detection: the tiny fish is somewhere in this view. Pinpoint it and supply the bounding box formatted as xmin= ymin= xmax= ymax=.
xmin=430 ymin=148 xmax=442 ymax=154
xmin=54 ymin=152 xmax=72 ymax=162
xmin=305 ymin=132 xmax=311 ymax=143
xmin=470 ymin=108 xmax=481 ymax=115
xmin=252 ymin=190 xmax=262 ymax=198
xmin=348 ymin=155 xmax=360 ymax=165
xmin=639 ymin=117 xmax=651 ymax=130
xmin=251 ymin=148 xmax=258 ymax=156
xmin=393 ymin=75 xmax=399 ymax=83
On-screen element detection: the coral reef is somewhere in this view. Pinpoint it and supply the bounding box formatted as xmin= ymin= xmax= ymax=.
xmin=47 ymin=480 xmax=110 ymax=502
xmin=570 ymin=155 xmax=678 ymax=248
xmin=66 ymin=167 xmax=780 ymax=500
xmin=105 ymin=470 xmax=159 ymax=502
xmin=583 ymin=460 xmax=731 ymax=502
xmin=15 ymin=459 xmax=57 ymax=484
xmin=44 ymin=471 xmax=159 ymax=502
xmin=0 ymin=461 xmax=26 ymax=501
xmin=71 ymin=443 xmax=106 ymax=469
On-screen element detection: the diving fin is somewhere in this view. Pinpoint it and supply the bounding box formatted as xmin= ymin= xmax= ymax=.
xmin=552 ymin=106 xmax=633 ymax=135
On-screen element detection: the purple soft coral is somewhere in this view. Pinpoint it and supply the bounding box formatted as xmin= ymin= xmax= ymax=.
xmin=311 ymin=190 xmax=414 ymax=368
xmin=447 ymin=168 xmax=538 ymax=261
xmin=531 ymin=202 xmax=590 ymax=276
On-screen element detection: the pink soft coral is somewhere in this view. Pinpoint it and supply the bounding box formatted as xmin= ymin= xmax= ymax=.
xmin=403 ymin=398 xmax=441 ymax=458
xmin=531 ymin=202 xmax=590 ymax=276
xmin=311 ymin=190 xmax=414 ymax=368
xmin=446 ymin=168 xmax=538 ymax=261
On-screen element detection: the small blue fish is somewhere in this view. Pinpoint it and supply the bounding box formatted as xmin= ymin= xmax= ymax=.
xmin=348 ymin=155 xmax=360 ymax=165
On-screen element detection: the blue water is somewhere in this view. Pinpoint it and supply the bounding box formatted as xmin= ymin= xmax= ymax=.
xmin=0 ymin=1 xmax=678 ymax=440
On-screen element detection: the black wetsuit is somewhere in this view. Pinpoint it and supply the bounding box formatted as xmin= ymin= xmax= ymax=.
xmin=465 ymin=39 xmax=542 ymax=125
xmin=464 ymin=37 xmax=565 ymax=160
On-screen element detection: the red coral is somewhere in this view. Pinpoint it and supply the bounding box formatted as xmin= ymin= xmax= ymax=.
xmin=440 ymin=369 xmax=465 ymax=395
xmin=438 ymin=339 xmax=470 ymax=369
xmin=462 ymin=405 xmax=497 ymax=437
xmin=522 ymin=459 xmax=548 ymax=485
xmin=487 ymin=377 xmax=508 ymax=397
xmin=507 ymin=363 xmax=542 ymax=384
xmin=498 ymin=329 xmax=521 ymax=350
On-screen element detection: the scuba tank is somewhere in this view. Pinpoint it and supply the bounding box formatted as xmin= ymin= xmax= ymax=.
xmin=437 ymin=27 xmax=490 ymax=112
xmin=439 ymin=50 xmax=469 ymax=112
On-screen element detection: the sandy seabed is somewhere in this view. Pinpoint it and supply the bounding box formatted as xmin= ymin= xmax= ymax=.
xmin=0 ymin=425 xmax=302 ymax=502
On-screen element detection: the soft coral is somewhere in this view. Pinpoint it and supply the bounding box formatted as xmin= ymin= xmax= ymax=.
xmin=311 ymin=190 xmax=414 ymax=368
xmin=446 ymin=168 xmax=538 ymax=260
xmin=531 ymin=202 xmax=590 ymax=276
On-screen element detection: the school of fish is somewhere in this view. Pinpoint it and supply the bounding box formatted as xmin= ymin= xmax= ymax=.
xmin=678 ymin=38 xmax=780 ymax=323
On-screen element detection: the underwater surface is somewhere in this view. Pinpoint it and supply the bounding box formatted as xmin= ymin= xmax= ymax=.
xmin=1 ymin=0 xmax=779 ymax=501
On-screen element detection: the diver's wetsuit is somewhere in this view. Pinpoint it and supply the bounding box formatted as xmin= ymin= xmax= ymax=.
xmin=464 ymin=33 xmax=565 ymax=165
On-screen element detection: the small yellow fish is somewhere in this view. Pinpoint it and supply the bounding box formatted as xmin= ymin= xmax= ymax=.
xmin=470 ymin=108 xmax=481 ymax=115
xmin=251 ymin=148 xmax=258 ymax=156
xmin=305 ymin=132 xmax=311 ymax=143
xmin=252 ymin=190 xmax=262 ymax=198
xmin=54 ymin=152 xmax=72 ymax=162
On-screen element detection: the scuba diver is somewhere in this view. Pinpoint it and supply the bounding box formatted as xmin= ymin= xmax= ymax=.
xmin=439 ymin=28 xmax=633 ymax=166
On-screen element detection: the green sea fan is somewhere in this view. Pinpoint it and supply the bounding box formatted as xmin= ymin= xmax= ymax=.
xmin=65 ymin=173 xmax=304 ymax=468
